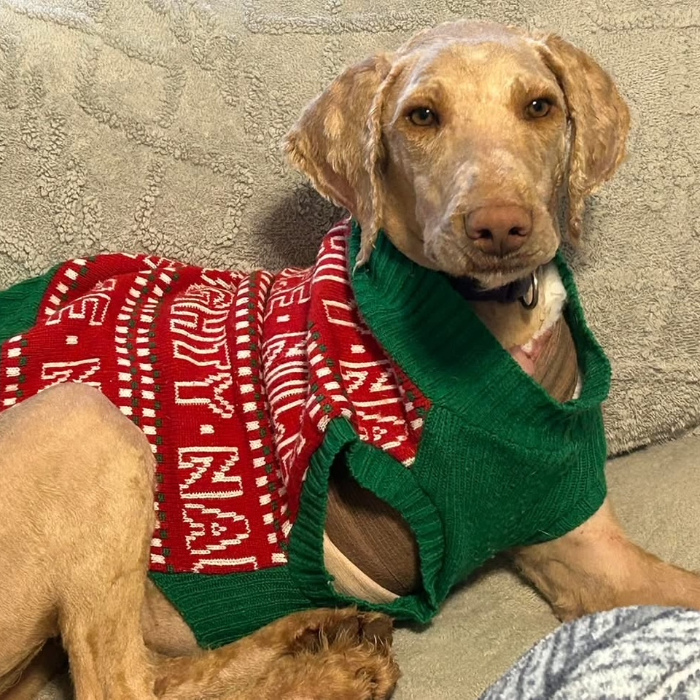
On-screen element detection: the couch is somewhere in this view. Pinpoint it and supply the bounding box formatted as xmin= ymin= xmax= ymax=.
xmin=0 ymin=0 xmax=698 ymax=697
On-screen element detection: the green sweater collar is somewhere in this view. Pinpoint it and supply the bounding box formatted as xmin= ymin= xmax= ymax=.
xmin=349 ymin=221 xmax=611 ymax=430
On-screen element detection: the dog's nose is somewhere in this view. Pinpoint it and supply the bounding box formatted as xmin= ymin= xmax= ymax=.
xmin=464 ymin=205 xmax=532 ymax=256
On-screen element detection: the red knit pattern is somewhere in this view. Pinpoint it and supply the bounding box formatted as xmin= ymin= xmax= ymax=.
xmin=0 ymin=220 xmax=430 ymax=575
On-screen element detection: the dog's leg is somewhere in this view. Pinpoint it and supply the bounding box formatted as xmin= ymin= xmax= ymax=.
xmin=0 ymin=383 xmax=158 ymax=700
xmin=154 ymin=608 xmax=399 ymax=700
xmin=50 ymin=385 xmax=157 ymax=700
xmin=514 ymin=498 xmax=700 ymax=620
xmin=60 ymin=548 xmax=156 ymax=700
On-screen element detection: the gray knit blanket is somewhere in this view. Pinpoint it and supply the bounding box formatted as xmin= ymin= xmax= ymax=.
xmin=480 ymin=606 xmax=700 ymax=699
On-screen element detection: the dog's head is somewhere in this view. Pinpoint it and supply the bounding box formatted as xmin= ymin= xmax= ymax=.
xmin=285 ymin=21 xmax=629 ymax=288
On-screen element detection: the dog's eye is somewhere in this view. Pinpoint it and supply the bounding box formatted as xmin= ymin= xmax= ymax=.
xmin=409 ymin=107 xmax=438 ymax=127
xmin=525 ymin=98 xmax=552 ymax=119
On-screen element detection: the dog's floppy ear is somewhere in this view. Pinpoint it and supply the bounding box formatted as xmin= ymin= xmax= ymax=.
xmin=284 ymin=53 xmax=395 ymax=266
xmin=535 ymin=34 xmax=630 ymax=242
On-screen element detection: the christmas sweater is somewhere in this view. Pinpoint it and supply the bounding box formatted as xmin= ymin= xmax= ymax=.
xmin=0 ymin=219 xmax=611 ymax=648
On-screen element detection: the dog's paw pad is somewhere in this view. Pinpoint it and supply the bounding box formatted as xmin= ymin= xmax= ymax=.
xmin=357 ymin=611 xmax=393 ymax=647
xmin=286 ymin=608 xmax=394 ymax=659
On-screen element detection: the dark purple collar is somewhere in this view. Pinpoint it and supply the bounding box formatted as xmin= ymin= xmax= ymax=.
xmin=450 ymin=271 xmax=539 ymax=309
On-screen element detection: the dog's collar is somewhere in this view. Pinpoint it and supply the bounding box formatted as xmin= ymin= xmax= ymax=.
xmin=450 ymin=269 xmax=540 ymax=309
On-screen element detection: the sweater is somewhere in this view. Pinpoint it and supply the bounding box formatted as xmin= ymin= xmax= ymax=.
xmin=0 ymin=219 xmax=611 ymax=648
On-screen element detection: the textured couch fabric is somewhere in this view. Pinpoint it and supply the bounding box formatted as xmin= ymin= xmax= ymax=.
xmin=0 ymin=0 xmax=698 ymax=698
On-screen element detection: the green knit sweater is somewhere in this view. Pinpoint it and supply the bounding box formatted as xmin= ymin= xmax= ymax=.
xmin=0 ymin=222 xmax=610 ymax=647
xmin=275 ymin=226 xmax=610 ymax=624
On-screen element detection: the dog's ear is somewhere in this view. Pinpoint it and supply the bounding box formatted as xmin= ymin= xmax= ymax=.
xmin=284 ymin=53 xmax=396 ymax=266
xmin=534 ymin=34 xmax=630 ymax=243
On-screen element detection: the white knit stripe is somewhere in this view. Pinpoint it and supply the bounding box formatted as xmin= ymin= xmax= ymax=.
xmin=381 ymin=440 xmax=404 ymax=450
xmin=1 ymin=334 xmax=23 ymax=408
xmin=356 ymin=411 xmax=406 ymax=425
xmin=312 ymin=262 xmax=346 ymax=275
xmin=263 ymin=357 xmax=306 ymax=384
xmin=114 ymin=259 xmax=171 ymax=567
xmin=312 ymin=274 xmax=348 ymax=285
xmin=326 ymin=220 xmax=352 ymax=236
xmin=275 ymin=431 xmax=300 ymax=454
xmin=42 ymin=260 xmax=85 ymax=319
xmin=266 ymin=380 xmax=307 ymax=403
xmin=273 ymin=398 xmax=305 ymax=416
xmin=235 ymin=272 xmax=289 ymax=565
xmin=353 ymin=398 xmax=402 ymax=407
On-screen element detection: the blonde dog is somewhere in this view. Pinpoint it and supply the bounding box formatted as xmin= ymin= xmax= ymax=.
xmin=2 ymin=20 xmax=700 ymax=700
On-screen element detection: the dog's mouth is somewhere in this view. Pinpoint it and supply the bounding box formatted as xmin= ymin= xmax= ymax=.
xmin=460 ymin=257 xmax=541 ymax=287
xmin=426 ymin=229 xmax=557 ymax=290
xmin=434 ymin=248 xmax=545 ymax=289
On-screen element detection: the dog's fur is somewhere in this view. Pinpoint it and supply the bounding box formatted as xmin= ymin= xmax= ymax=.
xmin=3 ymin=19 xmax=700 ymax=700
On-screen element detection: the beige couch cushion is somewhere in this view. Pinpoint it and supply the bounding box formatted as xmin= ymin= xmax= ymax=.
xmin=0 ymin=0 xmax=699 ymax=454
xmin=35 ymin=434 xmax=700 ymax=699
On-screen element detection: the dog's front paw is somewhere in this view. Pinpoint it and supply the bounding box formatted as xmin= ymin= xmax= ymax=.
xmin=253 ymin=608 xmax=399 ymax=699
xmin=303 ymin=640 xmax=400 ymax=699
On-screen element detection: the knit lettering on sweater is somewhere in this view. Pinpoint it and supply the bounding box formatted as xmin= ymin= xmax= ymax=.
xmin=0 ymin=219 xmax=611 ymax=647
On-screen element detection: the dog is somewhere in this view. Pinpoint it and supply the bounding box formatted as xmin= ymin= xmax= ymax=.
xmin=2 ymin=19 xmax=700 ymax=700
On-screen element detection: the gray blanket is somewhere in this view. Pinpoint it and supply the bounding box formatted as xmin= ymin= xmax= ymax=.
xmin=481 ymin=606 xmax=700 ymax=699
xmin=0 ymin=0 xmax=699 ymax=455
